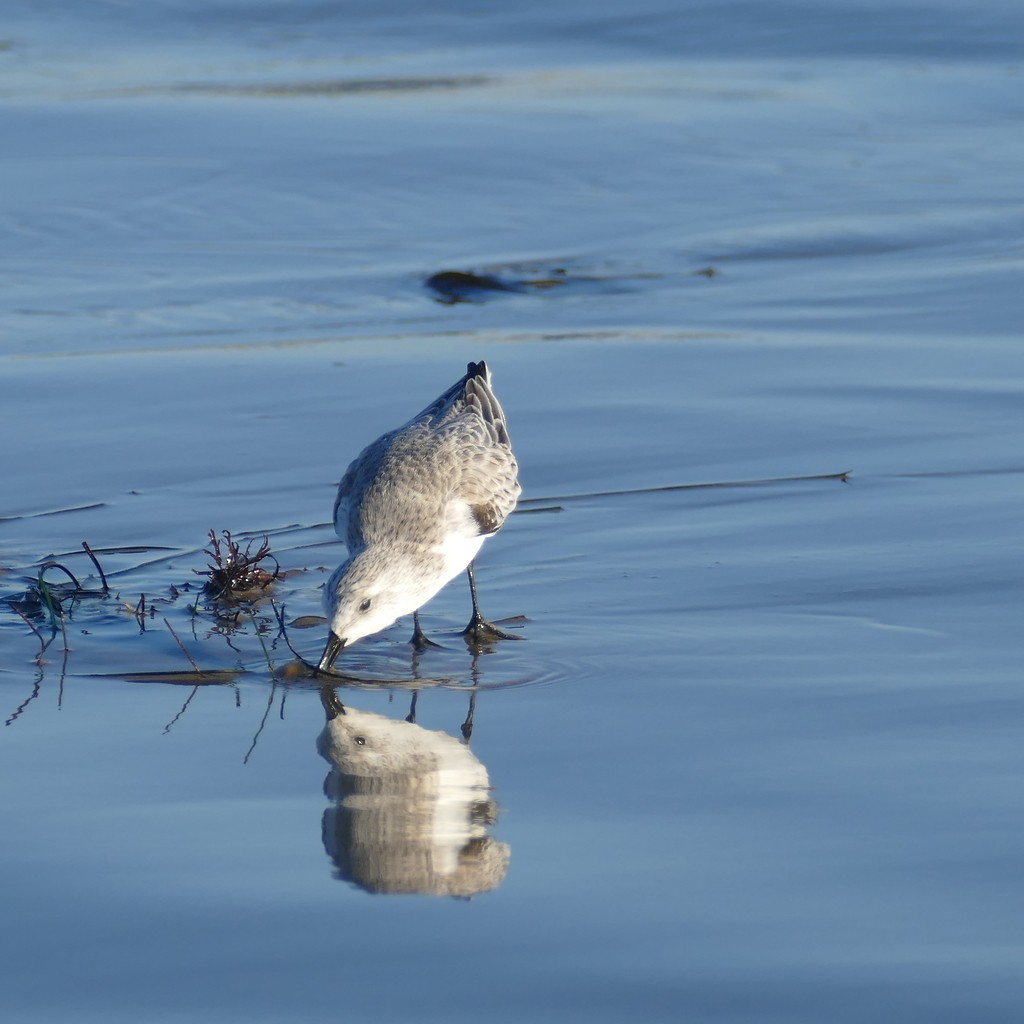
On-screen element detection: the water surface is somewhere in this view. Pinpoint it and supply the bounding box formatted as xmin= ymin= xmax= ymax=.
xmin=2 ymin=2 xmax=1024 ymax=1021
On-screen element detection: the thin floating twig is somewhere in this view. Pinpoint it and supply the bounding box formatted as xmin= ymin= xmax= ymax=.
xmin=81 ymin=541 xmax=109 ymax=593
xmin=163 ymin=617 xmax=202 ymax=675
xmin=270 ymin=600 xmax=308 ymax=663
xmin=250 ymin=610 xmax=276 ymax=676
xmin=9 ymin=600 xmax=48 ymax=656
xmin=38 ymin=561 xmax=82 ymax=591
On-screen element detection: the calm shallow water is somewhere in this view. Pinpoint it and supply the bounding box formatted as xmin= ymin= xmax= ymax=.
xmin=3 ymin=2 xmax=1024 ymax=1021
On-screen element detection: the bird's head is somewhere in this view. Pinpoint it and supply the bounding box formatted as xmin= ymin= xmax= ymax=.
xmin=319 ymin=550 xmax=425 ymax=670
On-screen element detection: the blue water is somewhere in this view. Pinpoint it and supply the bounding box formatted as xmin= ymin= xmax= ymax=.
xmin=3 ymin=2 xmax=1024 ymax=1021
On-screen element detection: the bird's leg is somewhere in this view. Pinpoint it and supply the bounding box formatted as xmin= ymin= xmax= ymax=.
xmin=460 ymin=689 xmax=477 ymax=741
xmin=462 ymin=561 xmax=523 ymax=645
xmin=410 ymin=610 xmax=443 ymax=650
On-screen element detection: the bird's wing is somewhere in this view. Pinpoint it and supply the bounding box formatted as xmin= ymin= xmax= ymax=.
xmin=332 ymin=433 xmax=395 ymax=549
xmin=332 ymin=462 xmax=357 ymax=548
xmin=444 ymin=415 xmax=521 ymax=536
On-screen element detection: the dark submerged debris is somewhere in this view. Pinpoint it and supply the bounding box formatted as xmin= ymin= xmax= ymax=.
xmin=196 ymin=529 xmax=280 ymax=599
xmin=425 ymin=270 xmax=528 ymax=304
xmin=287 ymin=614 xmax=327 ymax=629
xmin=425 ymin=262 xmax=666 ymax=304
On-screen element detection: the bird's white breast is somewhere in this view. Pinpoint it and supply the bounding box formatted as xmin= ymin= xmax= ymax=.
xmin=433 ymin=501 xmax=487 ymax=580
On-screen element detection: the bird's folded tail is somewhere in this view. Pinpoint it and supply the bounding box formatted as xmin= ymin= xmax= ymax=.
xmin=463 ymin=364 xmax=511 ymax=446
xmin=411 ymin=360 xmax=492 ymax=423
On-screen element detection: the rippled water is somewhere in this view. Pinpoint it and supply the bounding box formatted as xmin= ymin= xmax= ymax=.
xmin=3 ymin=1 xmax=1024 ymax=1020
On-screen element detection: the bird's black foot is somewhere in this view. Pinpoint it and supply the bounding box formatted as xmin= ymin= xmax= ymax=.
xmin=460 ymin=690 xmax=477 ymax=741
xmin=410 ymin=612 xmax=444 ymax=650
xmin=411 ymin=632 xmax=444 ymax=651
xmin=462 ymin=613 xmax=525 ymax=646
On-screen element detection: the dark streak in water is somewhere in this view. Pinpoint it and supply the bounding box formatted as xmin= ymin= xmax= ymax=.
xmin=91 ymin=75 xmax=493 ymax=100
xmin=93 ymin=670 xmax=241 ymax=686
xmin=45 ymin=544 xmax=179 ymax=560
xmin=424 ymin=264 xmax=667 ymax=304
xmin=885 ymin=466 xmax=1024 ymax=480
xmin=519 ymin=470 xmax=851 ymax=506
xmin=0 ymin=502 xmax=107 ymax=524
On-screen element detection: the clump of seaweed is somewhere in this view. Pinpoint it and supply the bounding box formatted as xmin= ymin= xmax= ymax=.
xmin=6 ymin=543 xmax=111 ymax=670
xmin=196 ymin=529 xmax=280 ymax=600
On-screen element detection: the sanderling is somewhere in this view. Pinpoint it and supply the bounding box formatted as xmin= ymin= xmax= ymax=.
xmin=319 ymin=360 xmax=521 ymax=670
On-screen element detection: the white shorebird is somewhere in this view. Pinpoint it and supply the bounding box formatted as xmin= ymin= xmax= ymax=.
xmin=319 ymin=360 xmax=521 ymax=670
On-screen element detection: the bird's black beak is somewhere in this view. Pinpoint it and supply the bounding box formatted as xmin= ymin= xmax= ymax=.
xmin=319 ymin=631 xmax=346 ymax=672
xmin=319 ymin=685 xmax=346 ymax=719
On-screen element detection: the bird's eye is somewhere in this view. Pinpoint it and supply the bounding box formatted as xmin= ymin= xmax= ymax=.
xmin=354 ymin=736 xmax=366 ymax=746
xmin=359 ymin=598 xmax=372 ymax=612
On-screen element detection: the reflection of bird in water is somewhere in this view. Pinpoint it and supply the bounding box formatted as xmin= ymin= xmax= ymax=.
xmin=320 ymin=360 xmax=521 ymax=670
xmin=316 ymin=688 xmax=510 ymax=897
